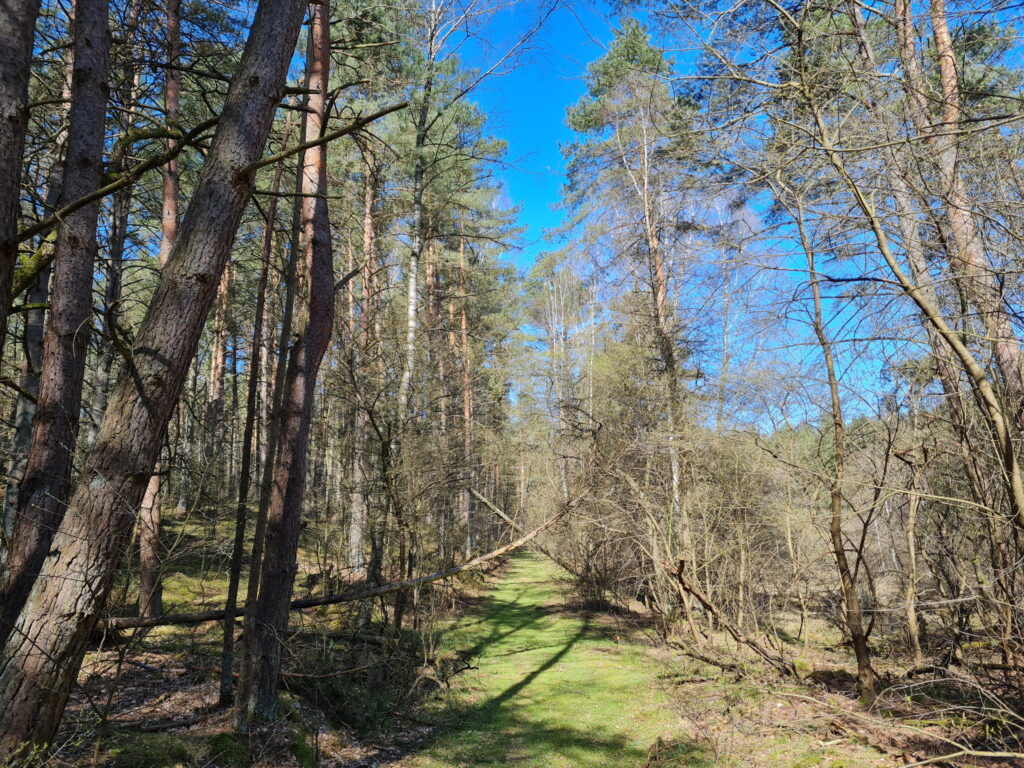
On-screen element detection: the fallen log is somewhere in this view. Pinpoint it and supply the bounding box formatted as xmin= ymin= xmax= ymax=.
xmin=104 ymin=510 xmax=566 ymax=631
xmin=470 ymin=488 xmax=576 ymax=575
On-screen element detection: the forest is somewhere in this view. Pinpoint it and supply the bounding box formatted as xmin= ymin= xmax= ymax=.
xmin=2 ymin=0 xmax=1024 ymax=764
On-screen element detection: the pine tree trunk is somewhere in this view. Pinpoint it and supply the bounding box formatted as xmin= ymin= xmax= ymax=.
xmin=0 ymin=0 xmax=308 ymax=752
xmin=0 ymin=0 xmax=110 ymax=641
xmin=0 ymin=0 xmax=44 ymax=361
xmin=219 ymin=140 xmax=288 ymax=706
xmin=349 ymin=170 xmax=376 ymax=576
xmin=458 ymin=236 xmax=474 ymax=559
xmin=137 ymin=0 xmax=181 ymax=620
xmin=237 ymin=3 xmax=334 ymax=724
xmin=0 ymin=29 xmax=68 ymax=552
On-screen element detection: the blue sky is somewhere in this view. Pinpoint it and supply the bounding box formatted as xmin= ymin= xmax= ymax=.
xmin=469 ymin=3 xmax=613 ymax=271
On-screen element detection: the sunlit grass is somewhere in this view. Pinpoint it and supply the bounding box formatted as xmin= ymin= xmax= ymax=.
xmin=405 ymin=553 xmax=714 ymax=768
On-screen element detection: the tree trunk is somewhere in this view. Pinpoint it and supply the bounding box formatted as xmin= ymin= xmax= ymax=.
xmin=349 ymin=169 xmax=376 ymax=576
xmin=799 ymin=209 xmax=876 ymax=702
xmin=0 ymin=0 xmax=308 ymax=752
xmin=925 ymin=0 xmax=1024 ymax=406
xmin=0 ymin=0 xmax=44 ymax=360
xmin=236 ymin=2 xmax=334 ymax=725
xmin=2 ymin=266 xmax=48 ymax=561
xmin=1 ymin=28 xmax=69 ymax=555
xmin=0 ymin=0 xmax=110 ymax=641
xmin=206 ymin=265 xmax=231 ymax=470
xmin=219 ymin=139 xmax=288 ymax=707
xmin=138 ymin=0 xmax=180 ymax=620
xmin=395 ymin=68 xmax=434 ymax=421
xmin=138 ymin=469 xmax=163 ymax=618
xmin=905 ymin=461 xmax=924 ymax=666
xmin=458 ymin=236 xmax=474 ymax=558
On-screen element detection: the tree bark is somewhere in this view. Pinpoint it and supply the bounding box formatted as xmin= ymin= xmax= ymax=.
xmin=458 ymin=235 xmax=474 ymax=558
xmin=0 ymin=29 xmax=70 ymax=556
xmin=0 ymin=0 xmax=110 ymax=642
xmin=236 ymin=1 xmax=334 ymax=725
xmin=0 ymin=0 xmax=44 ymax=360
xmin=349 ymin=169 xmax=376 ymax=576
xmin=0 ymin=0 xmax=308 ymax=753
xmin=138 ymin=0 xmax=180 ymax=620
xmin=395 ymin=66 xmax=434 ymax=421
xmin=925 ymin=0 xmax=1024 ymax=406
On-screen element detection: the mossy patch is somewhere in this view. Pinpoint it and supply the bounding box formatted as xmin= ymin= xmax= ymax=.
xmin=291 ymin=726 xmax=316 ymax=768
xmin=205 ymin=732 xmax=249 ymax=768
xmin=108 ymin=733 xmax=191 ymax=768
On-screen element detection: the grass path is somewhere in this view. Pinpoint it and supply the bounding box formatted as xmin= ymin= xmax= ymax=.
xmin=399 ymin=553 xmax=710 ymax=768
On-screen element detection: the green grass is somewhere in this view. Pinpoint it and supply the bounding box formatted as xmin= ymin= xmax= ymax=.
xmin=404 ymin=554 xmax=713 ymax=768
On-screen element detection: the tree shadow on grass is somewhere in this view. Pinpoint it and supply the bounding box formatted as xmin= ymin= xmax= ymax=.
xmin=400 ymin=573 xmax=714 ymax=768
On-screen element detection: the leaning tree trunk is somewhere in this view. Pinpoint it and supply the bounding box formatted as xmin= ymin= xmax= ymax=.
xmin=925 ymin=0 xmax=1024 ymax=407
xmin=236 ymin=1 xmax=334 ymax=725
xmin=0 ymin=0 xmax=44 ymax=362
xmin=0 ymin=0 xmax=110 ymax=642
xmin=138 ymin=0 xmax=182 ymax=620
xmin=0 ymin=0 xmax=308 ymax=754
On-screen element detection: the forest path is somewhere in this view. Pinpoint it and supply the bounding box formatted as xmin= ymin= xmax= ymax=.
xmin=398 ymin=553 xmax=710 ymax=767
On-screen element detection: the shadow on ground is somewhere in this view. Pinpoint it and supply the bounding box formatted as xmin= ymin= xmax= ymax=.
xmin=394 ymin=554 xmax=714 ymax=768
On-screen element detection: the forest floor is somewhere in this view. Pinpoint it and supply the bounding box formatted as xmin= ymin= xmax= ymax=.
xmin=389 ymin=553 xmax=896 ymax=768
xmin=53 ymin=550 xmax=1018 ymax=767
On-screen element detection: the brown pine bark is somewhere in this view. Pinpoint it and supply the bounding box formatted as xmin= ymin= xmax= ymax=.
xmin=236 ymin=0 xmax=335 ymax=725
xmin=206 ymin=265 xmax=231 ymax=463
xmin=160 ymin=0 xmax=181 ymax=266
xmin=926 ymin=0 xmax=1024 ymax=405
xmin=138 ymin=0 xmax=181 ymax=620
xmin=0 ymin=22 xmax=74 ymax=558
xmin=0 ymin=0 xmax=110 ymax=641
xmin=0 ymin=0 xmax=44 ymax=360
xmin=0 ymin=0 xmax=309 ymax=753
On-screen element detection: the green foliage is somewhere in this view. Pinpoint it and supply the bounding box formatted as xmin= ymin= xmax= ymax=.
xmin=568 ymin=19 xmax=671 ymax=133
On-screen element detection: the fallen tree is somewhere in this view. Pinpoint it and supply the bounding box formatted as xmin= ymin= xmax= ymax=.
xmin=105 ymin=509 xmax=566 ymax=630
xmin=471 ymin=488 xmax=577 ymax=575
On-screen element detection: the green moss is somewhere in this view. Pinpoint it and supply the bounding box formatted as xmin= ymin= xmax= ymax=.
xmin=108 ymin=734 xmax=191 ymax=768
xmin=291 ymin=727 xmax=316 ymax=768
xmin=205 ymin=732 xmax=249 ymax=768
